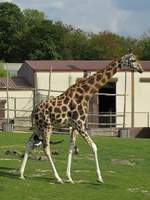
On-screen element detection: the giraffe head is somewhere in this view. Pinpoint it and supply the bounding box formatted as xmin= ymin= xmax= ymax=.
xmin=119 ymin=53 xmax=144 ymax=73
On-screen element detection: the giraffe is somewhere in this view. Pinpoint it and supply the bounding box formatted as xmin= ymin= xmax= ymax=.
xmin=19 ymin=53 xmax=143 ymax=183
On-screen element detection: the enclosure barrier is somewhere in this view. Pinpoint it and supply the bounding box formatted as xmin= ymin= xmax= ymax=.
xmin=0 ymin=105 xmax=149 ymax=131
xmin=0 ymin=88 xmax=150 ymax=132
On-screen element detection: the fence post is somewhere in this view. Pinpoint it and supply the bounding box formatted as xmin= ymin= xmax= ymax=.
xmin=131 ymin=71 xmax=135 ymax=128
xmin=147 ymin=112 xmax=150 ymax=127
xmin=6 ymin=62 xmax=10 ymax=124
xmin=123 ymin=72 xmax=127 ymax=128
xmin=48 ymin=66 xmax=52 ymax=98
xmin=14 ymin=98 xmax=16 ymax=118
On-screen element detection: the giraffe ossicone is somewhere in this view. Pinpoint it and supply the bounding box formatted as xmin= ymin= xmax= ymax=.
xmin=19 ymin=53 xmax=143 ymax=183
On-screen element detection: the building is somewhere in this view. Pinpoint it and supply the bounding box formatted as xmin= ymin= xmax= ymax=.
xmin=4 ymin=63 xmax=22 ymax=76
xmin=0 ymin=76 xmax=33 ymax=129
xmin=18 ymin=60 xmax=150 ymax=129
xmin=0 ymin=60 xmax=150 ymax=131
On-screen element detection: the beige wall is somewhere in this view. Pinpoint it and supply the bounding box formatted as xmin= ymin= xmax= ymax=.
xmin=33 ymin=70 xmax=150 ymax=128
xmin=134 ymin=72 xmax=150 ymax=127
xmin=35 ymin=71 xmax=84 ymax=97
xmin=115 ymin=72 xmax=150 ymax=127
xmin=0 ymin=90 xmax=33 ymax=118
xmin=1 ymin=64 xmax=149 ymax=128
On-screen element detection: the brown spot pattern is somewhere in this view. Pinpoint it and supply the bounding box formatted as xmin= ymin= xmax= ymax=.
xmin=95 ymin=83 xmax=100 ymax=89
xmin=85 ymin=95 xmax=89 ymax=101
xmin=80 ymin=115 xmax=86 ymax=121
xmin=54 ymin=107 xmax=61 ymax=113
xmin=72 ymin=111 xmax=79 ymax=120
xmin=88 ymin=77 xmax=95 ymax=85
xmin=96 ymin=74 xmax=102 ymax=81
xmin=62 ymin=105 xmax=68 ymax=112
xmin=106 ymin=71 xmax=111 ymax=79
xmin=76 ymin=87 xmax=84 ymax=94
xmin=101 ymin=77 xmax=106 ymax=83
xmin=57 ymin=100 xmax=62 ymax=106
xmin=82 ymin=84 xmax=90 ymax=92
xmin=69 ymin=101 xmax=76 ymax=110
xmin=64 ymin=97 xmax=70 ymax=104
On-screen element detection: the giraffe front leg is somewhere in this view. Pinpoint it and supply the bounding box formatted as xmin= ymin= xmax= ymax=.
xmin=42 ymin=129 xmax=63 ymax=184
xmin=66 ymin=129 xmax=78 ymax=183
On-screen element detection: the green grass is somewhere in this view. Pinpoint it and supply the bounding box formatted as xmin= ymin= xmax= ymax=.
xmin=0 ymin=132 xmax=150 ymax=200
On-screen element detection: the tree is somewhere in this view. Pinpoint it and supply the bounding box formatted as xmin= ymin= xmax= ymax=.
xmin=50 ymin=21 xmax=73 ymax=59
xmin=0 ymin=61 xmax=7 ymax=77
xmin=68 ymin=29 xmax=89 ymax=60
xmin=141 ymin=39 xmax=150 ymax=60
xmin=0 ymin=2 xmax=149 ymax=62
xmin=19 ymin=19 xmax=59 ymax=60
xmin=0 ymin=2 xmax=24 ymax=62
xmin=138 ymin=31 xmax=150 ymax=60
xmin=59 ymin=28 xmax=89 ymax=60
xmin=23 ymin=9 xmax=46 ymax=26
xmin=86 ymin=31 xmax=126 ymax=60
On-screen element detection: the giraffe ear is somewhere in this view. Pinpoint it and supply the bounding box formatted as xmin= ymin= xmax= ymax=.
xmin=118 ymin=63 xmax=122 ymax=68
xmin=128 ymin=49 xmax=132 ymax=54
xmin=118 ymin=59 xmax=122 ymax=68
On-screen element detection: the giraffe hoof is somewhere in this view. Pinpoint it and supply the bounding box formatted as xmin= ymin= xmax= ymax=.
xmin=56 ymin=179 xmax=64 ymax=184
xmin=97 ymin=178 xmax=104 ymax=183
xmin=19 ymin=176 xmax=25 ymax=180
xmin=66 ymin=179 xmax=75 ymax=184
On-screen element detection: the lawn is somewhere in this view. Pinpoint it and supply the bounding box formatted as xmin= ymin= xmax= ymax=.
xmin=0 ymin=132 xmax=150 ymax=200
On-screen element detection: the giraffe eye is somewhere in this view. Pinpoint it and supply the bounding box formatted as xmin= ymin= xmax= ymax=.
xmin=129 ymin=58 xmax=136 ymax=63
xmin=132 ymin=59 xmax=136 ymax=62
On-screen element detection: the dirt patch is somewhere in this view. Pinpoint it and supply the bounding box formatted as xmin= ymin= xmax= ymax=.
xmin=31 ymin=169 xmax=52 ymax=178
xmin=74 ymin=170 xmax=90 ymax=173
xmin=107 ymin=170 xmax=116 ymax=174
xmin=75 ymin=180 xmax=89 ymax=183
xmin=0 ymin=158 xmax=19 ymax=161
xmin=128 ymin=187 xmax=150 ymax=194
xmin=111 ymin=159 xmax=135 ymax=166
xmin=4 ymin=150 xmax=59 ymax=161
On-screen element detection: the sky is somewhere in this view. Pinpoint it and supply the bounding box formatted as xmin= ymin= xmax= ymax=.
xmin=1 ymin=0 xmax=150 ymax=37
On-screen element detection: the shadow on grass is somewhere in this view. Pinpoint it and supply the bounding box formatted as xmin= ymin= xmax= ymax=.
xmin=0 ymin=167 xmax=116 ymax=188
xmin=28 ymin=177 xmax=99 ymax=185
xmin=0 ymin=167 xmax=18 ymax=179
xmin=28 ymin=176 xmax=54 ymax=183
xmin=0 ymin=166 xmax=57 ymax=183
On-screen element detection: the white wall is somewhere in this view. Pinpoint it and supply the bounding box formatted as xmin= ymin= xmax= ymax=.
xmin=35 ymin=71 xmax=84 ymax=97
xmin=116 ymin=71 xmax=150 ymax=127
xmin=134 ymin=72 xmax=150 ymax=127
xmin=115 ymin=72 xmax=132 ymax=127
xmin=35 ymin=70 xmax=150 ymax=128
xmin=0 ymin=90 xmax=33 ymax=118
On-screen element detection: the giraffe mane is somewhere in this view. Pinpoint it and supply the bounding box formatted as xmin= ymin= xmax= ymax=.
xmin=63 ymin=60 xmax=119 ymax=95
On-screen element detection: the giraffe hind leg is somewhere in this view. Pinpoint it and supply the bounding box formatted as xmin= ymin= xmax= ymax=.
xmin=78 ymin=127 xmax=103 ymax=183
xmin=19 ymin=133 xmax=37 ymax=179
xmin=66 ymin=129 xmax=78 ymax=183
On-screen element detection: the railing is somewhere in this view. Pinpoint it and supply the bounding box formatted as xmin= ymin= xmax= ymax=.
xmin=88 ymin=112 xmax=150 ymax=128
xmin=0 ymin=91 xmax=150 ymax=131
xmin=0 ymin=107 xmax=149 ymax=131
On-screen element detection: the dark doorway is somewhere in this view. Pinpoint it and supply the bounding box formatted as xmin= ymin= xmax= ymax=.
xmin=0 ymin=100 xmax=6 ymax=129
xmin=0 ymin=100 xmax=6 ymax=119
xmin=99 ymin=82 xmax=116 ymax=128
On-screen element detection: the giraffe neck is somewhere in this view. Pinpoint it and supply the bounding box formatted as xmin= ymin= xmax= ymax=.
xmin=80 ymin=60 xmax=120 ymax=98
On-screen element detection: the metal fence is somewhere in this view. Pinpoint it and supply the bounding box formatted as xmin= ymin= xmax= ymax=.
xmin=0 ymin=99 xmax=149 ymax=131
